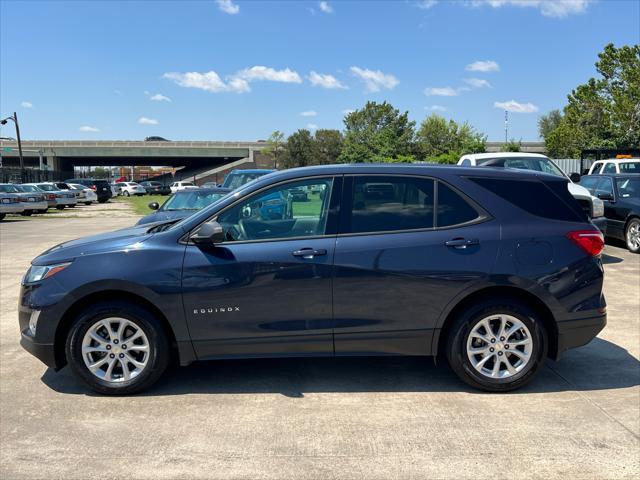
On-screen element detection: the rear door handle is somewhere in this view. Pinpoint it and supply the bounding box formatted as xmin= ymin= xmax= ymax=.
xmin=292 ymin=248 xmax=327 ymax=259
xmin=445 ymin=238 xmax=479 ymax=249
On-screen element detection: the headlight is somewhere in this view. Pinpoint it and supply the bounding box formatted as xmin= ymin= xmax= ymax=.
xmin=592 ymin=198 xmax=604 ymax=218
xmin=23 ymin=262 xmax=72 ymax=283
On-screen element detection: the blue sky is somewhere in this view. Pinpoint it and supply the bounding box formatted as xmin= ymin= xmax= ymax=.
xmin=1 ymin=0 xmax=638 ymax=142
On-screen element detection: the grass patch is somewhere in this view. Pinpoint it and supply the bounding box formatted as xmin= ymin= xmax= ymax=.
xmin=113 ymin=195 xmax=167 ymax=215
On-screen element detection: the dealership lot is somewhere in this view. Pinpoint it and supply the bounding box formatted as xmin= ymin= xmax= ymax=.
xmin=1 ymin=217 xmax=638 ymax=479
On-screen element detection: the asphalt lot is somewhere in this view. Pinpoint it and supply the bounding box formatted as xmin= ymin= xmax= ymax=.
xmin=1 ymin=216 xmax=638 ymax=479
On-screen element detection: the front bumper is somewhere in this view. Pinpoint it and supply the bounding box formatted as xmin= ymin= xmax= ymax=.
xmin=555 ymin=312 xmax=607 ymax=359
xmin=20 ymin=333 xmax=57 ymax=369
xmin=591 ymin=216 xmax=607 ymax=235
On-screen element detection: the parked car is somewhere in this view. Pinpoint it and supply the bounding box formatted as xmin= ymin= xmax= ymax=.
xmin=65 ymin=178 xmax=113 ymax=203
xmin=116 ymin=182 xmax=147 ymax=196
xmin=136 ymin=187 xmax=232 ymax=226
xmin=0 ymin=192 xmax=23 ymax=220
xmin=67 ymin=183 xmax=98 ymax=205
xmin=201 ymin=182 xmax=220 ymax=189
xmin=139 ymin=181 xmax=171 ymax=195
xmin=1 ymin=184 xmax=48 ymax=215
xmin=169 ymin=181 xmax=198 ymax=193
xmin=26 ymin=183 xmax=77 ymax=209
xmin=457 ymin=153 xmax=607 ymax=233
xmin=109 ymin=183 xmax=119 ymax=197
xmin=587 ymin=158 xmax=640 ymax=175
xmin=19 ymin=165 xmax=606 ymax=395
xmin=222 ymin=169 xmax=275 ymax=190
xmin=580 ymin=174 xmax=640 ymax=253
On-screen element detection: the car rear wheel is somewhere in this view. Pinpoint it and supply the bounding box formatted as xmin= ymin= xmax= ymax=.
xmin=446 ymin=299 xmax=547 ymax=392
xmin=124 ymin=191 xmax=130 ymax=197
xmin=56 ymin=205 xmax=65 ymax=210
xmin=625 ymin=218 xmax=640 ymax=253
xmin=0 ymin=213 xmax=5 ymax=221
xmin=84 ymin=202 xmax=92 ymax=206
xmin=21 ymin=210 xmax=33 ymax=216
xmin=66 ymin=301 xmax=170 ymax=395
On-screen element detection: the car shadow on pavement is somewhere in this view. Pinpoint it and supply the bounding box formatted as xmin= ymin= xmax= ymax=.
xmin=41 ymin=337 xmax=639 ymax=397
xmin=601 ymin=253 xmax=624 ymax=264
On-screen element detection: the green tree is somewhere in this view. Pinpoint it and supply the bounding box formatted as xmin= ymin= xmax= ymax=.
xmin=262 ymin=130 xmax=286 ymax=168
xmin=545 ymin=43 xmax=640 ymax=158
xmin=538 ymin=109 xmax=563 ymax=140
xmin=339 ymin=101 xmax=416 ymax=163
xmin=283 ymin=129 xmax=316 ymax=169
xmin=415 ymin=114 xmax=486 ymax=163
xmin=313 ymin=129 xmax=343 ymax=165
xmin=501 ymin=139 xmax=522 ymax=152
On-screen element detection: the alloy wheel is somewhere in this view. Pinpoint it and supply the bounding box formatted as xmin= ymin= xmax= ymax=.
xmin=81 ymin=317 xmax=150 ymax=382
xmin=466 ymin=314 xmax=533 ymax=379
xmin=627 ymin=221 xmax=640 ymax=251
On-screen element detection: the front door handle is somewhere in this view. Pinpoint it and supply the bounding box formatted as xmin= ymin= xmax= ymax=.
xmin=292 ymin=248 xmax=327 ymax=259
xmin=445 ymin=238 xmax=479 ymax=249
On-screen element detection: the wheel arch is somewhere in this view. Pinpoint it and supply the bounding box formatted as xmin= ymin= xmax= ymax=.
xmin=434 ymin=285 xmax=558 ymax=359
xmin=54 ymin=290 xmax=183 ymax=369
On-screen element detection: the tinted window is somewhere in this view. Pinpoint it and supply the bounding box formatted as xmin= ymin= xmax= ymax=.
xmin=161 ymin=190 xmax=228 ymax=211
xmin=619 ymin=161 xmax=640 ymax=173
xmin=347 ymin=176 xmax=434 ymax=233
xmin=616 ymin=177 xmax=640 ymax=198
xmin=470 ymin=177 xmax=583 ymax=222
xmin=579 ymin=176 xmax=599 ymax=194
xmin=217 ymin=178 xmax=333 ymax=241
xmin=460 ymin=159 xmax=471 ymax=166
xmin=594 ymin=177 xmax=614 ymax=197
xmin=602 ymin=163 xmax=617 ymax=174
xmin=437 ymin=182 xmax=480 ymax=227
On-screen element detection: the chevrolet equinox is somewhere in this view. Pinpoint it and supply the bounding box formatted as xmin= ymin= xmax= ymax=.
xmin=19 ymin=165 xmax=607 ymax=394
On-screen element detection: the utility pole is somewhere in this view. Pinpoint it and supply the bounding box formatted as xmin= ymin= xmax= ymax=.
xmin=504 ymin=110 xmax=509 ymax=143
xmin=1 ymin=112 xmax=25 ymax=182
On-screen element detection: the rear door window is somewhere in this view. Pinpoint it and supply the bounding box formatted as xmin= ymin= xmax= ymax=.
xmin=437 ymin=182 xmax=480 ymax=227
xmin=602 ymin=163 xmax=617 ymax=174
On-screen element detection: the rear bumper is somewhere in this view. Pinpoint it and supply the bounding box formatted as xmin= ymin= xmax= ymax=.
xmin=0 ymin=204 xmax=24 ymax=214
xmin=591 ymin=216 xmax=607 ymax=235
xmin=55 ymin=198 xmax=76 ymax=206
xmin=555 ymin=313 xmax=606 ymax=359
xmin=21 ymin=201 xmax=48 ymax=211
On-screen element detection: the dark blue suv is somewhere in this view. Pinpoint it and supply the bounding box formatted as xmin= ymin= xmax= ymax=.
xmin=19 ymin=165 xmax=607 ymax=394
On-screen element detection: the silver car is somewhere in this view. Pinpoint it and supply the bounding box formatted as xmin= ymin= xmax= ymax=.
xmin=1 ymin=184 xmax=48 ymax=215
xmin=0 ymin=192 xmax=24 ymax=220
xmin=26 ymin=183 xmax=77 ymax=209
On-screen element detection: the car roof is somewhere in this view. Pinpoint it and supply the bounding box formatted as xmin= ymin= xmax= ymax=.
xmin=461 ymin=152 xmax=548 ymax=160
xmin=594 ymin=158 xmax=639 ymax=162
xmin=585 ymin=173 xmax=640 ymax=178
xmin=228 ymin=169 xmax=275 ymax=174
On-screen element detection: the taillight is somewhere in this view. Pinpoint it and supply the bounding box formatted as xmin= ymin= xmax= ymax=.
xmin=90 ymin=185 xmax=97 ymax=190
xmin=47 ymin=194 xmax=56 ymax=200
xmin=567 ymin=230 xmax=604 ymax=256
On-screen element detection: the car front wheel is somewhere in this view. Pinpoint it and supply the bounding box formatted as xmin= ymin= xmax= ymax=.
xmin=66 ymin=301 xmax=170 ymax=395
xmin=625 ymin=218 xmax=640 ymax=253
xmin=446 ymin=299 xmax=547 ymax=392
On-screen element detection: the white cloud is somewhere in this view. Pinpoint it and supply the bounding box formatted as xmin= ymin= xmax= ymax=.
xmin=308 ymin=71 xmax=347 ymax=89
xmin=424 ymin=87 xmax=458 ymax=96
xmin=79 ymin=125 xmax=100 ymax=132
xmin=306 ymin=123 xmax=319 ymax=130
xmin=464 ymin=78 xmax=492 ymax=88
xmin=494 ymin=100 xmax=539 ymax=113
xmin=465 ymin=60 xmax=500 ymax=72
xmin=138 ymin=117 xmax=159 ymax=125
xmin=467 ymin=0 xmax=590 ymax=18
xmin=417 ymin=0 xmax=437 ymax=9
xmin=216 ymin=0 xmax=239 ymax=15
xmin=342 ymin=109 xmax=355 ymax=115
xmin=21 ymin=101 xmax=33 ymax=108
xmin=164 ymin=66 xmax=301 ymax=94
xmin=319 ymin=1 xmax=333 ymax=13
xmin=350 ymin=66 xmax=399 ymax=92
xmin=427 ymin=105 xmax=447 ymax=111
xmin=150 ymin=93 xmax=171 ymax=102
xmin=300 ymin=110 xmax=317 ymax=117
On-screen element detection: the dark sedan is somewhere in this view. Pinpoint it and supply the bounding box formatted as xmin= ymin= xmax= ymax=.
xmin=136 ymin=187 xmax=231 ymax=225
xmin=580 ymin=174 xmax=640 ymax=252
xmin=139 ymin=181 xmax=171 ymax=196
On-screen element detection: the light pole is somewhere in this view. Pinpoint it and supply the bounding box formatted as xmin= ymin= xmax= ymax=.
xmin=1 ymin=112 xmax=25 ymax=182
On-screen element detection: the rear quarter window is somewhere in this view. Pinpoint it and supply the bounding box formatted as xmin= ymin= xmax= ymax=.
xmin=469 ymin=177 xmax=585 ymax=222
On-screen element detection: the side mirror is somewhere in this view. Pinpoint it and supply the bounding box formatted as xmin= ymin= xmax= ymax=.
xmin=191 ymin=221 xmax=225 ymax=245
xmin=148 ymin=202 xmax=160 ymax=210
xmin=597 ymin=192 xmax=614 ymax=201
xmin=569 ymin=172 xmax=581 ymax=183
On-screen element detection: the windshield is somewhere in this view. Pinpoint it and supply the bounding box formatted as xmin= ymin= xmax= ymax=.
xmin=619 ymin=162 xmax=640 ymax=173
xmin=0 ymin=184 xmax=19 ymax=193
xmin=223 ymin=172 xmax=270 ymax=189
xmin=478 ymin=157 xmax=565 ymax=177
xmin=16 ymin=185 xmax=41 ymax=192
xmin=160 ymin=190 xmax=229 ymax=211
xmin=616 ymin=178 xmax=640 ymax=198
xmin=36 ymin=184 xmax=57 ymax=191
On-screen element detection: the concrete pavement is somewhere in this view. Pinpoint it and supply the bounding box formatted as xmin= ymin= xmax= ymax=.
xmin=1 ymin=217 xmax=638 ymax=479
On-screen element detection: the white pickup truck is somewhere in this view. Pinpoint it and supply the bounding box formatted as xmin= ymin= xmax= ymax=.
xmin=457 ymin=152 xmax=607 ymax=234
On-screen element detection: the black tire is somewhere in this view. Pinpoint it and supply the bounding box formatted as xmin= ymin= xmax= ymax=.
xmin=0 ymin=213 xmax=5 ymax=221
xmin=68 ymin=204 xmax=76 ymax=208
xmin=65 ymin=301 xmax=170 ymax=395
xmin=98 ymin=199 xmax=108 ymax=203
xmin=124 ymin=191 xmax=130 ymax=197
xmin=21 ymin=210 xmax=33 ymax=216
xmin=625 ymin=218 xmax=640 ymax=253
xmin=84 ymin=202 xmax=92 ymax=206
xmin=56 ymin=205 xmax=65 ymax=210
xmin=446 ymin=299 xmax=547 ymax=392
